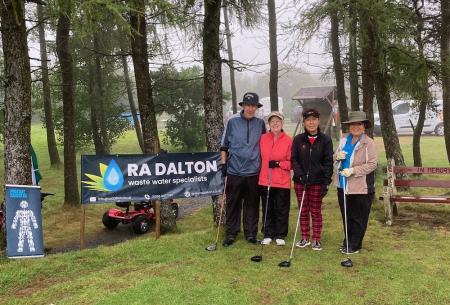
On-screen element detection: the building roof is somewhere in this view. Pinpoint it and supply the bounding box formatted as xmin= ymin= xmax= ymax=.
xmin=292 ymin=86 xmax=336 ymax=100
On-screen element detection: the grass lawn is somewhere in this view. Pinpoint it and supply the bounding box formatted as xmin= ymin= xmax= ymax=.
xmin=0 ymin=124 xmax=449 ymax=305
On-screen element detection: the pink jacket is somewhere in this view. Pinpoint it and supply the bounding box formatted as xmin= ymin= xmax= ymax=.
xmin=258 ymin=131 xmax=292 ymax=189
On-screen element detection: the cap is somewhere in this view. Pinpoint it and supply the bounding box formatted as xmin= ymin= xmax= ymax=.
xmin=302 ymin=108 xmax=320 ymax=119
xmin=267 ymin=111 xmax=284 ymax=121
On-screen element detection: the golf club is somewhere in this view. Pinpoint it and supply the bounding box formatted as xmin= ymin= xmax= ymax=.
xmin=205 ymin=176 xmax=228 ymax=251
xmin=340 ymin=175 xmax=353 ymax=267
xmin=278 ymin=186 xmax=306 ymax=268
xmin=251 ymin=169 xmax=272 ymax=262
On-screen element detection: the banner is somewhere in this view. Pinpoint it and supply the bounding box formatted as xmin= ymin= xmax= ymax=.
xmin=5 ymin=185 xmax=44 ymax=259
xmin=81 ymin=152 xmax=223 ymax=204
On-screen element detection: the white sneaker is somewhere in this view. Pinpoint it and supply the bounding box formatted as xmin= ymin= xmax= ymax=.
xmin=275 ymin=239 xmax=286 ymax=246
xmin=261 ymin=238 xmax=272 ymax=245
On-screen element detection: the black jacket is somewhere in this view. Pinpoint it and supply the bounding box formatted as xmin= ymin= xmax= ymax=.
xmin=291 ymin=132 xmax=334 ymax=185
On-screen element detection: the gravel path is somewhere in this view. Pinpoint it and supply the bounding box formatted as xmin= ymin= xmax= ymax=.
xmin=47 ymin=198 xmax=210 ymax=254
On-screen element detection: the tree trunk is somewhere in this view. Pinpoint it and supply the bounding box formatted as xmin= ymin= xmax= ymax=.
xmin=372 ymin=21 xmax=405 ymax=166
xmin=129 ymin=0 xmax=160 ymax=154
xmin=203 ymin=0 xmax=224 ymax=225
xmin=56 ymin=0 xmax=80 ymax=205
xmin=1 ymin=0 xmax=32 ymax=186
xmin=37 ymin=4 xmax=61 ymax=168
xmin=348 ymin=0 xmax=359 ymax=111
xmin=121 ymin=54 xmax=144 ymax=152
xmin=412 ymin=100 xmax=427 ymax=167
xmin=360 ymin=14 xmax=376 ymax=138
xmin=441 ymin=0 xmax=450 ymax=163
xmin=268 ymin=0 xmax=279 ymax=111
xmin=88 ymin=61 xmax=104 ymax=154
xmin=411 ymin=0 xmax=430 ymax=168
xmin=93 ymin=34 xmax=109 ymax=153
xmin=329 ymin=4 xmax=349 ymax=132
xmin=222 ymin=0 xmax=238 ymax=114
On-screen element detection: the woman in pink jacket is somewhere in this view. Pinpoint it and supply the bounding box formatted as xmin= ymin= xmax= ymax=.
xmin=258 ymin=111 xmax=292 ymax=246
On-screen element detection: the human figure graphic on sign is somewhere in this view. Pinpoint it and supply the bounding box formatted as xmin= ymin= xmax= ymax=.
xmin=11 ymin=200 xmax=38 ymax=253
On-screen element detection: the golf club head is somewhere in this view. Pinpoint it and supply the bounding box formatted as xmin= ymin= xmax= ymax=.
xmin=278 ymin=260 xmax=291 ymax=268
xmin=341 ymin=258 xmax=353 ymax=267
xmin=250 ymin=255 xmax=262 ymax=262
xmin=205 ymin=243 xmax=217 ymax=251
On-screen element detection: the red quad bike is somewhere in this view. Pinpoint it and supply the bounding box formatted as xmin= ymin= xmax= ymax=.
xmin=102 ymin=200 xmax=179 ymax=234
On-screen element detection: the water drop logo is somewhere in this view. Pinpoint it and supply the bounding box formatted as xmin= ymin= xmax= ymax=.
xmin=82 ymin=159 xmax=124 ymax=192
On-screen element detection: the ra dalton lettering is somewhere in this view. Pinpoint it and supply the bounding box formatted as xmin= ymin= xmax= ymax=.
xmin=127 ymin=161 xmax=218 ymax=176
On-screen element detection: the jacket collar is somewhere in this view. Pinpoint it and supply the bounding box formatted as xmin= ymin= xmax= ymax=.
xmin=268 ymin=131 xmax=286 ymax=140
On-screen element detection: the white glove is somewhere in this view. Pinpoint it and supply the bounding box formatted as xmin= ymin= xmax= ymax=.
xmin=341 ymin=168 xmax=354 ymax=177
xmin=336 ymin=150 xmax=347 ymax=161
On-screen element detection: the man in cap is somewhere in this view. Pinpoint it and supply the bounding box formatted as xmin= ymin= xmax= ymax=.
xmin=220 ymin=92 xmax=266 ymax=247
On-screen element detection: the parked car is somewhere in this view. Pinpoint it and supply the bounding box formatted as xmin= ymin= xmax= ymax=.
xmin=373 ymin=100 xmax=444 ymax=136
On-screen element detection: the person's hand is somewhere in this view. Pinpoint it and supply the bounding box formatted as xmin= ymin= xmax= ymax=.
xmin=300 ymin=175 xmax=309 ymax=187
xmin=336 ymin=150 xmax=347 ymax=161
xmin=221 ymin=163 xmax=227 ymax=177
xmin=268 ymin=160 xmax=280 ymax=168
xmin=341 ymin=168 xmax=354 ymax=177
xmin=320 ymin=184 xmax=328 ymax=198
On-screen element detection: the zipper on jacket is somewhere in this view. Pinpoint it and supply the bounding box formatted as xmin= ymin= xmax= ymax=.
xmin=247 ymin=120 xmax=249 ymax=144
xmin=306 ymin=147 xmax=312 ymax=184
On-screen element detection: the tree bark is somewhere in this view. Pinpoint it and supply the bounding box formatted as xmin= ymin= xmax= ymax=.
xmin=88 ymin=61 xmax=104 ymax=154
xmin=1 ymin=0 xmax=32 ymax=185
xmin=372 ymin=19 xmax=405 ymax=166
xmin=129 ymin=0 xmax=160 ymax=154
xmin=121 ymin=54 xmax=144 ymax=152
xmin=268 ymin=0 xmax=279 ymax=111
xmin=360 ymin=13 xmax=376 ymax=138
xmin=222 ymin=0 xmax=238 ymax=114
xmin=441 ymin=0 xmax=450 ymax=163
xmin=56 ymin=0 xmax=80 ymax=205
xmin=348 ymin=0 xmax=359 ymax=111
xmin=411 ymin=0 xmax=429 ymax=167
xmin=93 ymin=34 xmax=109 ymax=153
xmin=37 ymin=4 xmax=61 ymax=168
xmin=203 ymin=0 xmax=224 ymax=225
xmin=412 ymin=101 xmax=427 ymax=167
xmin=329 ymin=3 xmax=349 ymax=132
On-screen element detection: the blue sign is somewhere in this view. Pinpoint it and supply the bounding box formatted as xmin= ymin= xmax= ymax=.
xmin=81 ymin=152 xmax=224 ymax=204
xmin=5 ymin=185 xmax=44 ymax=259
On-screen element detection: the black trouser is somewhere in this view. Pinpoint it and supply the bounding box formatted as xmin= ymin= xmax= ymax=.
xmin=259 ymin=186 xmax=290 ymax=239
xmin=225 ymin=174 xmax=260 ymax=239
xmin=337 ymin=189 xmax=374 ymax=250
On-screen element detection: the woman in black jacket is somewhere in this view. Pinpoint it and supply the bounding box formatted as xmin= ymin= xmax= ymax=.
xmin=291 ymin=109 xmax=334 ymax=250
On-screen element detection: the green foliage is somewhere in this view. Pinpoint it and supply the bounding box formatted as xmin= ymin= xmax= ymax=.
xmin=153 ymin=65 xmax=205 ymax=151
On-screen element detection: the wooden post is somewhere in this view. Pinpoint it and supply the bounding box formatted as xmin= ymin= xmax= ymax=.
xmin=155 ymin=200 xmax=161 ymax=239
xmin=80 ymin=205 xmax=86 ymax=250
xmin=383 ymin=158 xmax=395 ymax=225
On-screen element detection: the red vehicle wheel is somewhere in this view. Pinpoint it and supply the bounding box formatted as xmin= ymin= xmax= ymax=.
xmin=132 ymin=215 xmax=150 ymax=234
xmin=102 ymin=212 xmax=120 ymax=230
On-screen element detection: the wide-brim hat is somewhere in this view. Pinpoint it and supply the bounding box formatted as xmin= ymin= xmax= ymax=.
xmin=267 ymin=111 xmax=284 ymax=121
xmin=239 ymin=92 xmax=263 ymax=108
xmin=342 ymin=111 xmax=372 ymax=128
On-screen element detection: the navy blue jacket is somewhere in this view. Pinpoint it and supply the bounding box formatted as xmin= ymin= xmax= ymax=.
xmin=220 ymin=111 xmax=266 ymax=176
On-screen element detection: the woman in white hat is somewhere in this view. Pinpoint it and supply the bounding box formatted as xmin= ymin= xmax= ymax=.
xmin=258 ymin=111 xmax=292 ymax=246
xmin=334 ymin=111 xmax=378 ymax=254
